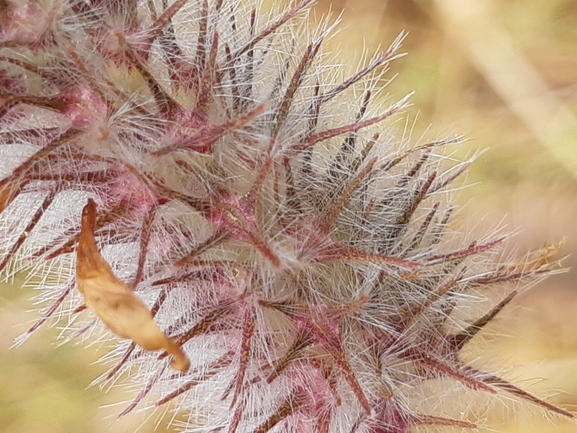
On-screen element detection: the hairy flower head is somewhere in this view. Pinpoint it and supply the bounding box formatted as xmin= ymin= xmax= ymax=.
xmin=0 ymin=0 xmax=572 ymax=431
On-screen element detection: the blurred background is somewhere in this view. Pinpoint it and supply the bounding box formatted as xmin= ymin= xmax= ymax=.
xmin=1 ymin=0 xmax=576 ymax=431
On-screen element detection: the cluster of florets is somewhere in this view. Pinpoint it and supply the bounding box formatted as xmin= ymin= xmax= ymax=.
xmin=0 ymin=0 xmax=571 ymax=431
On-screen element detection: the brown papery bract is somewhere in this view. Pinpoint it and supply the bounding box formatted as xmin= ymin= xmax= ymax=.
xmin=76 ymin=198 xmax=189 ymax=372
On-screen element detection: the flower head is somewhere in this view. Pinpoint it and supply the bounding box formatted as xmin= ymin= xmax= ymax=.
xmin=0 ymin=0 xmax=572 ymax=431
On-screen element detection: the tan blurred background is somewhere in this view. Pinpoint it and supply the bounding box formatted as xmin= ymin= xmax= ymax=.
xmin=1 ymin=0 xmax=576 ymax=431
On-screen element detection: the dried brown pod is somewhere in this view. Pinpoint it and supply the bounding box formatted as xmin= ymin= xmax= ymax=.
xmin=76 ymin=198 xmax=189 ymax=372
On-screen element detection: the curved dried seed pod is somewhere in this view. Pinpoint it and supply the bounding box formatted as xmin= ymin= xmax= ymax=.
xmin=77 ymin=198 xmax=189 ymax=372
